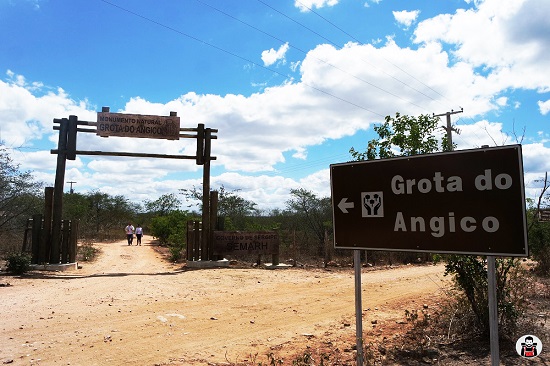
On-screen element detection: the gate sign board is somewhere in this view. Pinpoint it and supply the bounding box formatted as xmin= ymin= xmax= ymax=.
xmin=213 ymin=231 xmax=279 ymax=256
xmin=97 ymin=112 xmax=180 ymax=140
xmin=330 ymin=145 xmax=528 ymax=256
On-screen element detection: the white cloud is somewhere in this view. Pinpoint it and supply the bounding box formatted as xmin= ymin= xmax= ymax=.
xmin=538 ymin=99 xmax=550 ymax=115
xmin=393 ymin=10 xmax=420 ymax=28
xmin=294 ymin=0 xmax=339 ymax=12
xmin=0 ymin=71 xmax=95 ymax=148
xmin=290 ymin=61 xmax=301 ymax=72
xmin=522 ymin=143 xmax=550 ymax=176
xmin=261 ymin=43 xmax=290 ymax=67
xmin=292 ymin=147 xmax=307 ymax=160
xmin=413 ymin=0 xmax=550 ymax=93
xmin=454 ymin=120 xmax=511 ymax=149
xmin=495 ymin=97 xmax=507 ymax=107
xmin=364 ymin=0 xmax=382 ymax=6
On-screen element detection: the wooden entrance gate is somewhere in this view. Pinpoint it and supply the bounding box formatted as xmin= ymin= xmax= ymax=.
xmin=40 ymin=107 xmax=217 ymax=264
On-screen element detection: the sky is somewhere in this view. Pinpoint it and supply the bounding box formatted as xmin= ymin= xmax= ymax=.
xmin=1 ymin=0 xmax=550 ymax=212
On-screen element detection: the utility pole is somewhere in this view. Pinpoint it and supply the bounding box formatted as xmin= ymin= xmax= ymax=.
xmin=67 ymin=181 xmax=76 ymax=194
xmin=434 ymin=108 xmax=463 ymax=151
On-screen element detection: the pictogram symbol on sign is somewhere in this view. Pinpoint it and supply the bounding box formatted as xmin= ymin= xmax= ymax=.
xmin=361 ymin=192 xmax=384 ymax=217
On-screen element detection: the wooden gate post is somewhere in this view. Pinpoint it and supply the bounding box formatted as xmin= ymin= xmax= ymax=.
xmin=51 ymin=119 xmax=69 ymax=263
xmin=201 ymin=128 xmax=212 ymax=261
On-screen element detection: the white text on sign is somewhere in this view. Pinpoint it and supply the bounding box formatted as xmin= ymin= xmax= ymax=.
xmin=393 ymin=169 xmax=512 ymax=237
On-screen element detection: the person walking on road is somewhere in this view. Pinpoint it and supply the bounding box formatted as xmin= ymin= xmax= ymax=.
xmin=135 ymin=224 xmax=143 ymax=246
xmin=125 ymin=223 xmax=135 ymax=245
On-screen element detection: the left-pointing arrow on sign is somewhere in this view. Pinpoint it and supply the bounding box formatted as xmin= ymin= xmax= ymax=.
xmin=338 ymin=198 xmax=354 ymax=213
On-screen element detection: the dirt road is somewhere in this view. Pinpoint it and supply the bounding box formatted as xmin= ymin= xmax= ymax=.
xmin=0 ymin=236 xmax=449 ymax=365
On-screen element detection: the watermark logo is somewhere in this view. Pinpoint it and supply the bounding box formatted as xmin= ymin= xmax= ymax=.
xmin=516 ymin=335 xmax=542 ymax=359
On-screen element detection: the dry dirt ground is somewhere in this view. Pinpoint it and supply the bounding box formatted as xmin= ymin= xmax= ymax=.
xmin=0 ymin=236 xmax=543 ymax=365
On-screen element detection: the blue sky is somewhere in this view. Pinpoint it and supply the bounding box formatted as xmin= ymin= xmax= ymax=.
xmin=1 ymin=0 xmax=549 ymax=211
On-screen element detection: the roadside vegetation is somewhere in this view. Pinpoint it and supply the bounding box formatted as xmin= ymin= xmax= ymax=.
xmin=2 ymin=109 xmax=550 ymax=364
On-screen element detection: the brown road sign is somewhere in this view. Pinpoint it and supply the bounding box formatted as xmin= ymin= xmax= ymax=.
xmin=330 ymin=145 xmax=528 ymax=256
xmin=97 ymin=112 xmax=180 ymax=140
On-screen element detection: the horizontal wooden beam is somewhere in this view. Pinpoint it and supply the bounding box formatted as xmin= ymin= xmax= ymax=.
xmin=53 ymin=126 xmax=217 ymax=139
xmin=53 ymin=119 xmax=218 ymax=133
xmin=50 ymin=149 xmax=217 ymax=160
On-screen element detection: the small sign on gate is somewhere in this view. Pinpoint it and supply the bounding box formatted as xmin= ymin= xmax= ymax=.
xmin=538 ymin=209 xmax=550 ymax=222
xmin=97 ymin=112 xmax=180 ymax=140
xmin=213 ymin=231 xmax=279 ymax=256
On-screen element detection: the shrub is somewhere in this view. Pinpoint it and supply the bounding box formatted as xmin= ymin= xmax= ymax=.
xmin=444 ymin=255 xmax=524 ymax=335
xmin=77 ymin=243 xmax=100 ymax=262
xmin=5 ymin=252 xmax=31 ymax=274
xmin=168 ymin=242 xmax=185 ymax=262
xmin=149 ymin=210 xmax=189 ymax=247
xmin=527 ymin=218 xmax=550 ymax=276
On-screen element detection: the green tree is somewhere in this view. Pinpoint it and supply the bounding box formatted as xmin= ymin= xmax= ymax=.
xmin=62 ymin=191 xmax=141 ymax=240
xmin=149 ymin=210 xmax=189 ymax=246
xmin=180 ymin=185 xmax=258 ymax=230
xmin=149 ymin=210 xmax=191 ymax=261
xmin=81 ymin=191 xmax=139 ymax=240
xmin=349 ymin=112 xmax=450 ymax=161
xmin=144 ymin=193 xmax=181 ymax=216
xmin=0 ymin=145 xmax=43 ymax=254
xmin=526 ymin=173 xmax=550 ymax=275
xmin=63 ymin=192 xmax=90 ymax=223
xmin=285 ymin=188 xmax=332 ymax=259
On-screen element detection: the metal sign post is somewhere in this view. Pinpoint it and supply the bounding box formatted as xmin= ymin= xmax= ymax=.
xmin=487 ymin=256 xmax=499 ymax=366
xmin=354 ymin=250 xmax=364 ymax=365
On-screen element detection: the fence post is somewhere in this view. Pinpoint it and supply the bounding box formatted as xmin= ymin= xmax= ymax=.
xmin=61 ymin=219 xmax=70 ymax=263
xmin=22 ymin=218 xmax=32 ymax=253
xmin=69 ymin=220 xmax=79 ymax=263
xmin=31 ymin=214 xmax=43 ymax=264
xmin=195 ymin=220 xmax=201 ymax=261
xmin=42 ymin=187 xmax=54 ymax=264
xmin=210 ymin=190 xmax=218 ymax=260
xmin=186 ymin=221 xmax=193 ymax=261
